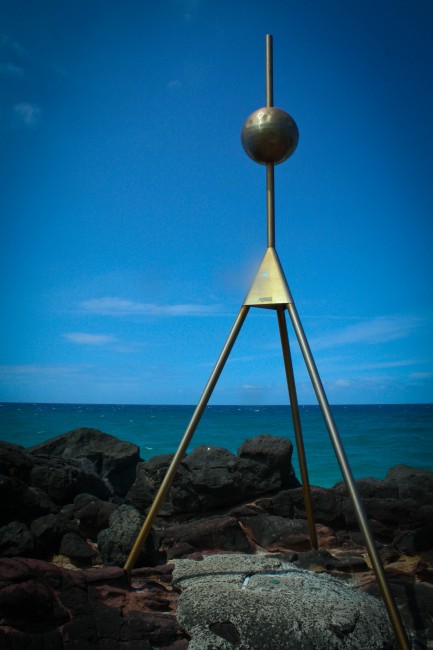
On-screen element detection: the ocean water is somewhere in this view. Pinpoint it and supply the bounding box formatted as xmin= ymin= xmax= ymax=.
xmin=1 ymin=402 xmax=432 ymax=488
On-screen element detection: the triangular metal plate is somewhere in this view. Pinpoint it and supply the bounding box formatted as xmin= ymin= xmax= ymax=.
xmin=243 ymin=247 xmax=293 ymax=308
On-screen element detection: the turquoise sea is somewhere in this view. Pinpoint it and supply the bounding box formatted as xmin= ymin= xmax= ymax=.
xmin=1 ymin=403 xmax=432 ymax=488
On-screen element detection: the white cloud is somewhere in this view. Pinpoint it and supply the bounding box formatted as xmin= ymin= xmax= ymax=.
xmin=80 ymin=296 xmax=221 ymax=317
xmin=311 ymin=315 xmax=420 ymax=351
xmin=14 ymin=102 xmax=41 ymax=127
xmin=63 ymin=332 xmax=117 ymax=346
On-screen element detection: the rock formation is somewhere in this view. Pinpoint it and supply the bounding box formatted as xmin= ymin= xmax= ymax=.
xmin=0 ymin=429 xmax=432 ymax=648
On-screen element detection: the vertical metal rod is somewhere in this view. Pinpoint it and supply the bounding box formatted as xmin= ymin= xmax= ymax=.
xmin=124 ymin=305 xmax=250 ymax=577
xmin=265 ymin=34 xmax=273 ymax=108
xmin=265 ymin=35 xmax=276 ymax=249
xmin=267 ymin=163 xmax=275 ymax=248
xmin=287 ymin=302 xmax=411 ymax=650
xmin=276 ymin=308 xmax=318 ymax=549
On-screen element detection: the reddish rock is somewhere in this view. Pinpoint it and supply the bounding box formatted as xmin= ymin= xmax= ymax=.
xmin=0 ymin=558 xmax=187 ymax=648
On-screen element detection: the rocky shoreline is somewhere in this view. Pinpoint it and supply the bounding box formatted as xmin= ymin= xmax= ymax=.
xmin=0 ymin=427 xmax=432 ymax=648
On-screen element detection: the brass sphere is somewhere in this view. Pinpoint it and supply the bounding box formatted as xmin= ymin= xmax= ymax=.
xmin=241 ymin=107 xmax=299 ymax=165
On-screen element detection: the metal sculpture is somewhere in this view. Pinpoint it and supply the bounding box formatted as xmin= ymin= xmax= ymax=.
xmin=125 ymin=35 xmax=411 ymax=649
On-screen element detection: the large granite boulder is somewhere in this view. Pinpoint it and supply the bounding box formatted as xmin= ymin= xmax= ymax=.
xmin=173 ymin=554 xmax=398 ymax=649
xmin=29 ymin=427 xmax=141 ymax=496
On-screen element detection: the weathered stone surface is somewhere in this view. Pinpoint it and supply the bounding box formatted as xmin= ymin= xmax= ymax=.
xmin=180 ymin=446 xmax=242 ymax=510
xmin=294 ymin=548 xmax=369 ymax=574
xmin=159 ymin=515 xmax=251 ymax=556
xmin=29 ymin=427 xmax=141 ymax=496
xmin=342 ymin=496 xmax=419 ymax=542
xmin=72 ymin=493 xmax=119 ymax=538
xmin=126 ymin=454 xmax=183 ymax=514
xmin=173 ymin=554 xmax=397 ymax=649
xmin=392 ymin=522 xmax=433 ymax=556
xmin=97 ymin=504 xmax=159 ymax=567
xmin=30 ymin=455 xmax=111 ymax=504
xmin=0 ymin=472 xmax=57 ymax=525
xmin=292 ymin=485 xmax=345 ymax=528
xmin=0 ymin=521 xmax=42 ymax=557
xmin=362 ymin=571 xmax=433 ymax=647
xmin=238 ymin=433 xmax=299 ymax=490
xmin=0 ymin=557 xmax=186 ymax=648
xmin=334 ymin=477 xmax=399 ymax=499
xmin=59 ymin=532 xmax=98 ymax=560
xmin=31 ymin=513 xmax=78 ymax=555
xmin=239 ymin=514 xmax=311 ymax=552
xmin=0 ymin=441 xmax=34 ymax=481
xmin=127 ymin=435 xmax=300 ymax=516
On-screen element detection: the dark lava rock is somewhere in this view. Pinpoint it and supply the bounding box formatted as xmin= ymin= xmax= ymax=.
xmin=238 ymin=433 xmax=300 ymax=491
xmin=0 ymin=440 xmax=34 ymax=481
xmin=334 ymin=476 xmax=399 ymax=499
xmin=72 ymin=493 xmax=119 ymax=538
xmin=0 ymin=472 xmax=57 ymax=525
xmin=262 ymin=485 xmax=345 ymax=528
xmin=239 ymin=513 xmax=311 ymax=552
xmin=363 ymin=572 xmax=433 ymax=646
xmin=181 ymin=446 xmax=241 ymax=508
xmin=59 ymin=532 xmax=97 ymax=560
xmin=29 ymin=427 xmax=141 ymax=496
xmin=0 ymin=521 xmax=42 ymax=557
xmin=127 ymin=434 xmax=300 ymax=516
xmin=30 ymin=454 xmax=111 ymax=504
xmin=342 ymin=496 xmax=418 ymax=539
xmin=97 ymin=504 xmax=159 ymax=567
xmin=31 ymin=513 xmax=79 ymax=555
xmin=130 ymin=455 xmax=174 ymax=511
xmin=392 ymin=522 xmax=433 ymax=556
xmin=159 ymin=515 xmax=251 ymax=556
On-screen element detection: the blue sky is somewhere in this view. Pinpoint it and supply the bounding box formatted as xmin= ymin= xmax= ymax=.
xmin=1 ymin=0 xmax=432 ymax=405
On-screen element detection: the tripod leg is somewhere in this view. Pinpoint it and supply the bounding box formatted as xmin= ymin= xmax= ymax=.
xmin=287 ymin=302 xmax=411 ymax=650
xmin=276 ymin=307 xmax=318 ymax=550
xmin=124 ymin=305 xmax=250 ymax=577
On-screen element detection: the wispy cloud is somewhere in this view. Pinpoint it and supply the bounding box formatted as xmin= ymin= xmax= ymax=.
xmin=0 ymin=364 xmax=86 ymax=378
xmin=0 ymin=62 xmax=24 ymax=77
xmin=360 ymin=359 xmax=418 ymax=370
xmin=311 ymin=315 xmax=420 ymax=351
xmin=0 ymin=34 xmax=27 ymax=57
xmin=63 ymin=332 xmax=117 ymax=346
xmin=14 ymin=102 xmax=41 ymax=127
xmin=80 ymin=297 xmax=221 ymax=317
xmin=167 ymin=79 xmax=182 ymax=89
xmin=179 ymin=0 xmax=200 ymax=22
